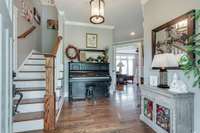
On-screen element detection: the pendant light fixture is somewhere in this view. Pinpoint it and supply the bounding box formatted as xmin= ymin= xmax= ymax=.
xmin=90 ymin=0 xmax=105 ymax=24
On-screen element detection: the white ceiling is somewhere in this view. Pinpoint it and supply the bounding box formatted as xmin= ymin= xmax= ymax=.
xmin=56 ymin=0 xmax=144 ymax=43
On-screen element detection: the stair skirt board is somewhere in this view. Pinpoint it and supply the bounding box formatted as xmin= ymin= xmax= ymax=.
xmin=14 ymin=91 xmax=45 ymax=99
xmin=21 ymin=65 xmax=45 ymax=71
xmin=26 ymin=60 xmax=45 ymax=65
xmin=13 ymin=119 xmax=44 ymax=133
xmin=16 ymin=72 xmax=45 ymax=79
xmin=17 ymin=103 xmax=44 ymax=113
xmin=15 ymin=81 xmax=45 ymax=88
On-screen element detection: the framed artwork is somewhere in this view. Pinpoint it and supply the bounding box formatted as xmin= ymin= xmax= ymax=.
xmin=144 ymin=98 xmax=153 ymax=121
xmin=86 ymin=33 xmax=98 ymax=48
xmin=152 ymin=10 xmax=195 ymax=69
xmin=47 ymin=19 xmax=58 ymax=30
xmin=156 ymin=104 xmax=170 ymax=133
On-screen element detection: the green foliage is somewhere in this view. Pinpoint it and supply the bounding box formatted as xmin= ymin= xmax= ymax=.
xmin=179 ymin=10 xmax=200 ymax=88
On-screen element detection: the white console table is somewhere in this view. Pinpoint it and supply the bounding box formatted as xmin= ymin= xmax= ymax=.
xmin=140 ymin=85 xmax=194 ymax=133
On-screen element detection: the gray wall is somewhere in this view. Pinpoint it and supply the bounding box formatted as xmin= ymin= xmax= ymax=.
xmin=41 ymin=6 xmax=58 ymax=53
xmin=65 ymin=25 xmax=113 ymax=50
xmin=64 ymin=25 xmax=114 ymax=97
xmin=15 ymin=0 xmax=42 ymax=67
xmin=143 ymin=0 xmax=200 ymax=132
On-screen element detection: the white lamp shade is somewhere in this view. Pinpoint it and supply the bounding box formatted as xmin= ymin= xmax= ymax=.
xmin=152 ymin=53 xmax=179 ymax=68
xmin=117 ymin=62 xmax=124 ymax=67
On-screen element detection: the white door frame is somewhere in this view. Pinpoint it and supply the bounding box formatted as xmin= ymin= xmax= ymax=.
xmin=13 ymin=6 xmax=18 ymax=71
xmin=0 ymin=13 xmax=3 ymax=133
xmin=0 ymin=0 xmax=14 ymax=132
xmin=112 ymin=40 xmax=143 ymax=89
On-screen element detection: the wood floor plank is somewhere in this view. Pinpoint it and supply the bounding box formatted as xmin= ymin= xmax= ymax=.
xmin=20 ymin=85 xmax=155 ymax=133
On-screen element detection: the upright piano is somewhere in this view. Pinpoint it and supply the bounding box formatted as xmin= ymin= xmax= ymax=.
xmin=69 ymin=62 xmax=111 ymax=101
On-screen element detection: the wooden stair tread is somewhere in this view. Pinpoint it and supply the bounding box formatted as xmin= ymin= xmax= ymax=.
xmin=16 ymin=87 xmax=45 ymax=92
xmin=14 ymin=98 xmax=44 ymax=105
xmin=13 ymin=111 xmax=44 ymax=122
xmin=14 ymin=78 xmax=45 ymax=81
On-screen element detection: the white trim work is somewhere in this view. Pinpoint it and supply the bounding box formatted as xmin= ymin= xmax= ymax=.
xmin=65 ymin=20 xmax=115 ymax=29
xmin=0 ymin=13 xmax=2 ymax=133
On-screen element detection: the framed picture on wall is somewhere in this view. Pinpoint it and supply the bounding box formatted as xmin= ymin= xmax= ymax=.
xmin=152 ymin=10 xmax=195 ymax=69
xmin=47 ymin=19 xmax=58 ymax=30
xmin=86 ymin=33 xmax=98 ymax=48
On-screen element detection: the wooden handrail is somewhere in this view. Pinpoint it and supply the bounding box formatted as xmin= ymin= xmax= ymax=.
xmin=51 ymin=36 xmax=63 ymax=56
xmin=18 ymin=26 xmax=36 ymax=39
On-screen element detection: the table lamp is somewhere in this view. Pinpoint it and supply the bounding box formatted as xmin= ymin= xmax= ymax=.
xmin=152 ymin=53 xmax=179 ymax=88
xmin=117 ymin=62 xmax=124 ymax=74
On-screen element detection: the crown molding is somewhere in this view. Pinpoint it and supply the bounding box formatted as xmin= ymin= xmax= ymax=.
xmin=114 ymin=38 xmax=144 ymax=45
xmin=65 ymin=21 xmax=115 ymax=30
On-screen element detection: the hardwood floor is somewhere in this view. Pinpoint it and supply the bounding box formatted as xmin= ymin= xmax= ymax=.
xmin=25 ymin=85 xmax=155 ymax=133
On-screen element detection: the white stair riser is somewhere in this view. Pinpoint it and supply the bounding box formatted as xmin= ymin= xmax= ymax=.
xmin=18 ymin=103 xmax=44 ymax=113
xmin=15 ymin=81 xmax=45 ymax=88
xmin=14 ymin=91 xmax=45 ymax=99
xmin=31 ymin=54 xmax=45 ymax=59
xmin=13 ymin=119 xmax=44 ymax=133
xmin=21 ymin=66 xmax=45 ymax=71
xmin=56 ymin=80 xmax=62 ymax=87
xmin=58 ymin=72 xmax=64 ymax=79
xmin=26 ymin=60 xmax=45 ymax=65
xmin=16 ymin=72 xmax=45 ymax=79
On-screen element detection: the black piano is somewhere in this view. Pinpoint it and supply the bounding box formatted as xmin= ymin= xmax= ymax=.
xmin=69 ymin=62 xmax=111 ymax=101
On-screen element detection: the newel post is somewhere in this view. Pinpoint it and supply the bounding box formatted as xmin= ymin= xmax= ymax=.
xmin=44 ymin=54 xmax=56 ymax=131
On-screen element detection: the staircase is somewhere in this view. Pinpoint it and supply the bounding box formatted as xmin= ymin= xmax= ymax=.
xmin=13 ymin=50 xmax=64 ymax=133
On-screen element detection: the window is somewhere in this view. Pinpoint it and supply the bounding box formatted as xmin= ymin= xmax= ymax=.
xmin=116 ymin=54 xmax=135 ymax=75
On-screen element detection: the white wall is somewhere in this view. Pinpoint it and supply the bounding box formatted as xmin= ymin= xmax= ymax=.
xmin=64 ymin=24 xmax=114 ymax=97
xmin=14 ymin=0 xmax=42 ymax=67
xmin=143 ymin=0 xmax=200 ymax=132
xmin=41 ymin=5 xmax=58 ymax=53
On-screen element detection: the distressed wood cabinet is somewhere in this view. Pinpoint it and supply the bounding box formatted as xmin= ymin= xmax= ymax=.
xmin=140 ymin=85 xmax=194 ymax=133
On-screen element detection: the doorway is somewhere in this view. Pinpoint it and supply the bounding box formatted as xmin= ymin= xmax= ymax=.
xmin=113 ymin=41 xmax=143 ymax=91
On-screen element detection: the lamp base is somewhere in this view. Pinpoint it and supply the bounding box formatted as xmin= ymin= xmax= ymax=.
xmin=157 ymin=84 xmax=169 ymax=89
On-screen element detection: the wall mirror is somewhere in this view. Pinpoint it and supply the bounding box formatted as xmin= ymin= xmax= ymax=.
xmin=152 ymin=10 xmax=195 ymax=69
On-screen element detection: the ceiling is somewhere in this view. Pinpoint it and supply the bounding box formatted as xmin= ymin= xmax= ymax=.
xmin=56 ymin=0 xmax=144 ymax=43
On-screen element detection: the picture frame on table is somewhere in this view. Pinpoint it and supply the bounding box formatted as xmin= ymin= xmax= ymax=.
xmin=86 ymin=33 xmax=98 ymax=48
